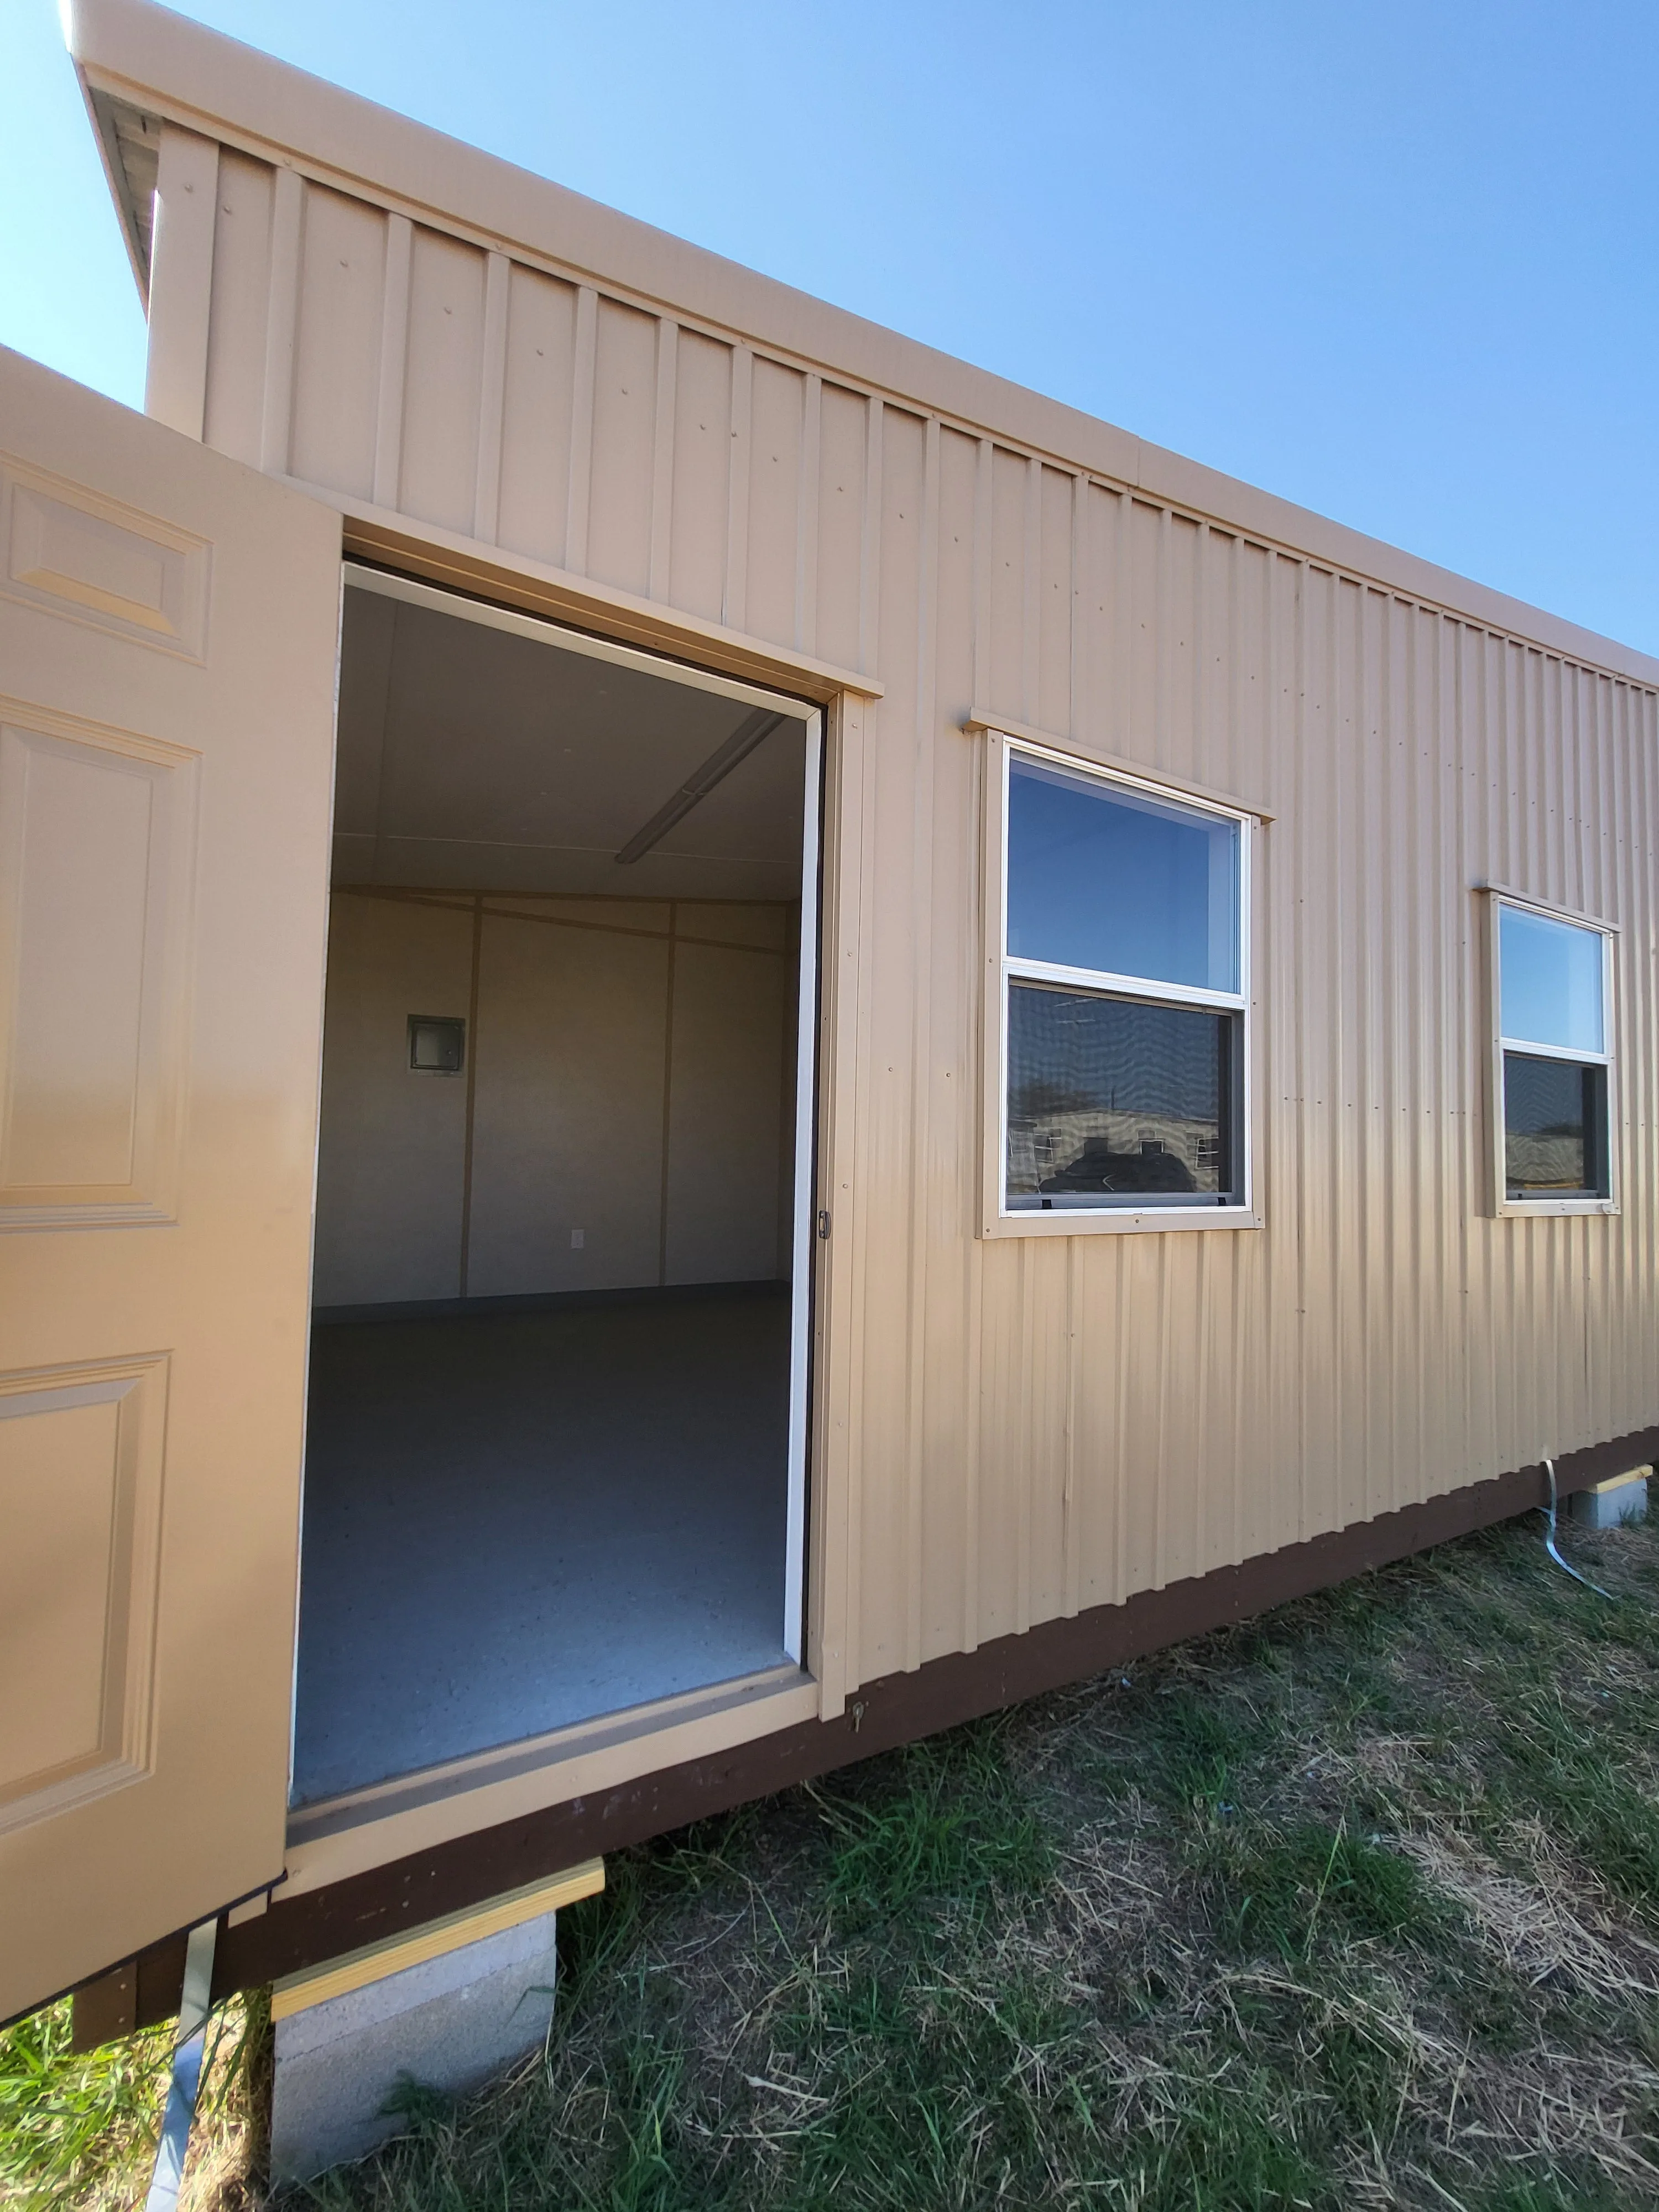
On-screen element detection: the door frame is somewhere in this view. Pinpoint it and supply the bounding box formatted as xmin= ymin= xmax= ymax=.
xmin=285 ymin=555 xmax=832 ymax=1883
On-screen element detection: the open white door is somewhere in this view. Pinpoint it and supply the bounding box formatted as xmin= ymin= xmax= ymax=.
xmin=0 ymin=347 xmax=340 ymax=2022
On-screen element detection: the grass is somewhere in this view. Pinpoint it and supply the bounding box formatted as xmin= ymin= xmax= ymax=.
xmin=0 ymin=1989 xmax=267 ymax=2211
xmin=9 ymin=1509 xmax=1659 ymax=2208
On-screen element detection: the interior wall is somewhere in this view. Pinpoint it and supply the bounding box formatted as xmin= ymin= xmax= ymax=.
xmin=312 ymin=891 xmax=798 ymax=1308
xmin=467 ymin=904 xmax=669 ymax=1299
xmin=666 ymin=937 xmax=794 ymax=1287
xmin=312 ymin=895 xmax=472 ymax=1307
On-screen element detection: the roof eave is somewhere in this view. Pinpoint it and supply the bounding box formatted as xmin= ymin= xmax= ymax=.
xmin=62 ymin=0 xmax=1659 ymax=690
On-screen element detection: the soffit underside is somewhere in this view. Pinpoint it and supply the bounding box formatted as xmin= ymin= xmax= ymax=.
xmin=88 ymin=88 xmax=159 ymax=290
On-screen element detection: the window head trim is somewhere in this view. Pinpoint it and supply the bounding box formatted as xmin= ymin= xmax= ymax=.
xmin=1484 ymin=888 xmax=1618 ymax=1218
xmin=980 ymin=731 xmax=1258 ymax=1239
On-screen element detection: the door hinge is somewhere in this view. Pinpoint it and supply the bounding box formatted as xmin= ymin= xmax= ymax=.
xmin=817 ymin=1209 xmax=831 ymax=1240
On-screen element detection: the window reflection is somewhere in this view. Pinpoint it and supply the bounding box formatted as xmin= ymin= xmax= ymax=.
xmin=1006 ymin=984 xmax=1235 ymax=1208
xmin=1007 ymin=758 xmax=1240 ymax=994
xmin=1499 ymin=905 xmax=1604 ymax=1055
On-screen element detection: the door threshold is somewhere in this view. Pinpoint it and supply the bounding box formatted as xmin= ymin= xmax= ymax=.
xmin=281 ymin=1663 xmax=818 ymax=1898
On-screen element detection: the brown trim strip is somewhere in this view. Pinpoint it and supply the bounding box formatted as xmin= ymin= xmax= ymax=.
xmin=69 ymin=1426 xmax=1657 ymax=2045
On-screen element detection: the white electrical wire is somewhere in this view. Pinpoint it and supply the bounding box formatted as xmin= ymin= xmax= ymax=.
xmin=1538 ymin=1455 xmax=1613 ymax=1600
xmin=144 ymin=1918 xmax=218 ymax=2212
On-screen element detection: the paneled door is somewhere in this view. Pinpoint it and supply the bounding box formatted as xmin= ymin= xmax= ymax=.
xmin=0 ymin=346 xmax=340 ymax=2022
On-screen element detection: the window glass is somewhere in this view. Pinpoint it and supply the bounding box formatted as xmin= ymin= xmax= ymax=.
xmin=1006 ymin=983 xmax=1234 ymax=1208
xmin=1007 ymin=757 xmax=1240 ymax=993
xmin=1499 ymin=906 xmax=1604 ymax=1055
xmin=1503 ymin=1052 xmax=1606 ymax=1198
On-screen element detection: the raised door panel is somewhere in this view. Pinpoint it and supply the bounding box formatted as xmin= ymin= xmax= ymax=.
xmin=0 ymin=1358 xmax=166 ymax=1830
xmin=0 ymin=708 xmax=196 ymax=1224
xmin=1 ymin=452 xmax=209 ymax=659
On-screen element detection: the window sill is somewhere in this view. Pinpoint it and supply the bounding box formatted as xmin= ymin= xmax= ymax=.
xmin=982 ymin=1206 xmax=1262 ymax=1239
xmin=1496 ymin=1197 xmax=1619 ymax=1219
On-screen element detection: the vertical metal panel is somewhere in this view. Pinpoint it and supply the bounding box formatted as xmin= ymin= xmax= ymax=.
xmin=857 ymin=399 xmax=883 ymax=678
xmin=399 ymin=227 xmax=486 ymax=535
xmin=988 ymin=447 xmax=1026 ymax=721
xmin=1036 ymin=465 xmax=1072 ymax=736
xmin=290 ymin=185 xmax=385 ymax=500
xmin=645 ymin=316 xmax=676 ymax=601
xmin=201 ymin=151 xmax=272 ymax=465
xmin=496 ymin=263 xmax=577 ymax=568
xmin=587 ymin=295 xmax=656 ymax=593
xmin=186 ymin=156 xmax=1659 ymax=1703
xmin=795 ymin=375 xmax=821 ymax=658
xmin=472 ymin=253 xmax=510 ymax=545
xmin=144 ymin=125 xmax=217 ymax=439
xmin=922 ymin=426 xmax=983 ymax=1661
xmin=257 ymin=165 xmax=301 ymax=473
xmin=745 ymin=358 xmax=805 ymax=649
xmin=814 ymin=383 xmax=865 ymax=673
xmin=810 ymin=690 xmax=876 ymax=1713
xmin=563 ymin=287 xmax=598 ymax=574
xmin=667 ymin=328 xmax=732 ymax=621
xmin=371 ymin=215 xmax=410 ymax=511
xmin=902 ymin=411 xmax=940 ymax=1673
xmin=1163 ymin=513 xmax=1200 ymax=785
xmin=851 ymin=403 xmax=924 ymax=1688
xmin=722 ymin=344 xmax=752 ymax=633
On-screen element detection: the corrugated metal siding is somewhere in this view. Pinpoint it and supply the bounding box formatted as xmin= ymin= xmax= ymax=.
xmin=192 ymin=162 xmax=1659 ymax=1701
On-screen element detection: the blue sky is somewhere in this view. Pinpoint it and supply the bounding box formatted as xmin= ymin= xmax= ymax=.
xmin=4 ymin=1 xmax=1654 ymax=655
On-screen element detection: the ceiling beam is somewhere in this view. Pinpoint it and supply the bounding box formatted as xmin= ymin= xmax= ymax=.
xmin=613 ymin=709 xmax=787 ymax=866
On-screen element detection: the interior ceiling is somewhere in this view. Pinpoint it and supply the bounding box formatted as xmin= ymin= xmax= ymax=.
xmin=332 ymin=586 xmax=807 ymax=901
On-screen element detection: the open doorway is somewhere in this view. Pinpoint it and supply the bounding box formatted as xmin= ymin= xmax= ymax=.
xmin=291 ymin=568 xmax=818 ymax=1810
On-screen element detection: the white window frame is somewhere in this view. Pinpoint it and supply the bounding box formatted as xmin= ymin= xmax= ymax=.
xmin=980 ymin=730 xmax=1258 ymax=1238
xmin=1484 ymin=886 xmax=1619 ymax=1219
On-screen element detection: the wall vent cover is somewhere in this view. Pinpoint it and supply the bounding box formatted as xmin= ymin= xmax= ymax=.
xmin=408 ymin=1015 xmax=465 ymax=1074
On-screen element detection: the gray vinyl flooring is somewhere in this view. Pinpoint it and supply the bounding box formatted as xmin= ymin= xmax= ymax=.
xmin=291 ymin=1290 xmax=791 ymax=1806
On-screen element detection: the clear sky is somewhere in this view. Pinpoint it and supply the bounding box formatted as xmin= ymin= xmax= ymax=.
xmin=4 ymin=0 xmax=1654 ymax=655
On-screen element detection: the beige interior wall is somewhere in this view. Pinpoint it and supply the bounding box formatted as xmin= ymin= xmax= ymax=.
xmin=312 ymin=895 xmax=473 ymax=1306
xmin=311 ymin=892 xmax=798 ymax=1308
xmin=665 ymin=937 xmax=791 ymax=1287
xmin=467 ymin=910 xmax=669 ymax=1299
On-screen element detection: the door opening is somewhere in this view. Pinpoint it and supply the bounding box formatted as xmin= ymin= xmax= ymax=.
xmin=292 ymin=566 xmax=819 ymax=1811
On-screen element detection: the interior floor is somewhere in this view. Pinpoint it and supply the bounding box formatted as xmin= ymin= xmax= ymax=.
xmin=292 ymin=1288 xmax=791 ymax=1806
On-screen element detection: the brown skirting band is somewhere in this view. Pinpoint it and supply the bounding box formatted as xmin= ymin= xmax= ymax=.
xmin=69 ymin=1429 xmax=1656 ymax=2048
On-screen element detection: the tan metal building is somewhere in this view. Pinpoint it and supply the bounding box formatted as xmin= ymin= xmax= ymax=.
xmin=5 ymin=0 xmax=1658 ymax=2039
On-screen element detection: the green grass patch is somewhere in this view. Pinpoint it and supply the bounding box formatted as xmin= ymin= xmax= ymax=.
xmin=0 ymin=1991 xmax=264 ymax=2212
xmin=1202 ymin=1814 xmax=1445 ymax=1958
xmin=816 ymin=1725 xmax=1055 ymax=1925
